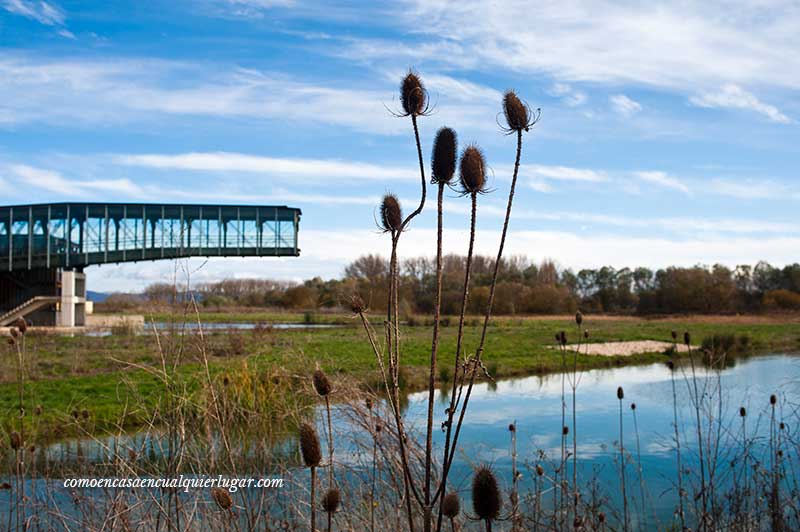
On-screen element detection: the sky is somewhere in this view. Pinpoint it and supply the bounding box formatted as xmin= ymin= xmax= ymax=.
xmin=1 ymin=0 xmax=799 ymax=292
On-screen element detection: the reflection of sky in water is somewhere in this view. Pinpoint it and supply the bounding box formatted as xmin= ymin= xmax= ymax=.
xmin=330 ymin=354 xmax=800 ymax=524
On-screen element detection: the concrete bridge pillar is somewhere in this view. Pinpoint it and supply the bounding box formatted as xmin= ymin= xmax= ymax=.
xmin=56 ymin=269 xmax=86 ymax=327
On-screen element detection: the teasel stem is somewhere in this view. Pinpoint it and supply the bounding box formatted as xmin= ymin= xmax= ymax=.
xmin=401 ymin=114 xmax=428 ymax=231
xmin=370 ymin=406 xmax=378 ymax=532
xmin=436 ymin=128 xmax=524 ymax=531
xmin=632 ymin=403 xmax=648 ymax=529
xmin=683 ymin=339 xmax=707 ymax=530
xmin=435 ymin=190 xmax=477 ymax=531
xmin=325 ymin=395 xmax=334 ymax=487
xmin=424 ymin=181 xmax=446 ymax=531
xmin=669 ymin=357 xmax=685 ymax=531
xmin=311 ymin=466 xmax=317 ymax=532
xmin=618 ymin=392 xmax=628 ymax=532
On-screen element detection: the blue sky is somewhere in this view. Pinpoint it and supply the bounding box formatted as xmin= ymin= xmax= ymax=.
xmin=1 ymin=0 xmax=799 ymax=292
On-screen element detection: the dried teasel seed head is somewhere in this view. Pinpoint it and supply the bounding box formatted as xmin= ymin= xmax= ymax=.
xmin=598 ymin=512 xmax=606 ymax=523
xmin=349 ymin=294 xmax=366 ymax=314
xmin=575 ymin=311 xmax=583 ymax=326
xmin=380 ymin=194 xmax=403 ymax=232
xmin=71 ymin=409 xmax=79 ymax=420
xmin=81 ymin=409 xmax=90 ymax=420
xmin=10 ymin=328 xmax=18 ymax=339
xmin=375 ymin=421 xmax=382 ymax=433
xmin=312 ymin=368 xmax=332 ymax=397
xmin=321 ymin=488 xmax=340 ymax=513
xmin=666 ymin=360 xmax=675 ymax=370
xmin=365 ymin=397 xmax=373 ymax=410
xmin=770 ymin=394 xmax=777 ymax=405
xmin=740 ymin=407 xmax=746 ymax=417
xmin=15 ymin=318 xmax=27 ymax=334
xmin=671 ymin=330 xmax=678 ymax=340
xmin=442 ymin=492 xmax=461 ymax=519
xmin=211 ymin=487 xmax=233 ymax=510
xmin=683 ymin=331 xmax=691 ymax=346
xmin=779 ymin=422 xmax=785 ymax=430
xmin=222 ymin=375 xmax=230 ymax=387
xmin=562 ymin=425 xmax=569 ymax=435
xmin=472 ymin=466 xmax=501 ymax=521
xmin=502 ymin=90 xmax=530 ymax=132
xmin=9 ymin=431 xmax=22 ymax=450
xmin=299 ymin=423 xmax=322 ymax=467
xmin=35 ymin=405 xmax=42 ymax=416
xmin=554 ymin=333 xmax=561 ymax=343
xmin=431 ymin=127 xmax=457 ymax=185
xmin=584 ymin=330 xmax=589 ymax=339
xmin=508 ymin=423 xmax=516 ymax=432
xmin=0 ymin=482 xmax=10 ymax=490
xmin=560 ymin=331 xmax=567 ymax=346
xmin=536 ymin=464 xmax=544 ymax=476
xmin=617 ymin=386 xmax=624 ymax=400
xmin=6 ymin=337 xmax=14 ymax=345
xmin=401 ymin=71 xmax=427 ymax=117
xmin=28 ymin=444 xmax=35 ymax=454
xmin=459 ymin=145 xmax=487 ymax=194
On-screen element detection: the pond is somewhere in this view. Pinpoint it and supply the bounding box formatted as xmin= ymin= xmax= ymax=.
xmin=390 ymin=353 xmax=799 ymax=527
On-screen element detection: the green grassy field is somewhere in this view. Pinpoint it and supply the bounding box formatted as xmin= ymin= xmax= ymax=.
xmin=2 ymin=311 xmax=799 ymax=438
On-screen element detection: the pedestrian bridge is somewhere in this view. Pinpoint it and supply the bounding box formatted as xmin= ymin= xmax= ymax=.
xmin=0 ymin=202 xmax=301 ymax=327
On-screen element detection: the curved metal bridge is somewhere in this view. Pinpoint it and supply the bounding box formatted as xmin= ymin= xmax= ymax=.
xmin=0 ymin=202 xmax=301 ymax=327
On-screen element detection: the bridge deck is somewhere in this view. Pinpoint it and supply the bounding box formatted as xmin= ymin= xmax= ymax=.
xmin=0 ymin=202 xmax=301 ymax=272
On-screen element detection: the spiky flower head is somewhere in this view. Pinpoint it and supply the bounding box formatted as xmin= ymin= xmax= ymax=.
xmin=683 ymin=331 xmax=691 ymax=346
xmin=380 ymin=194 xmax=403 ymax=233
xmin=536 ymin=464 xmax=544 ymax=476
xmin=15 ymin=318 xmax=27 ymax=334
xmin=472 ymin=466 xmax=501 ymax=521
xmin=740 ymin=407 xmax=746 ymax=417
xmin=442 ymin=492 xmax=461 ymax=519
xmin=321 ymin=488 xmax=340 ymax=513
xmin=559 ymin=331 xmax=567 ymax=346
xmin=617 ymin=386 xmax=624 ymax=400
xmin=502 ymin=90 xmax=530 ymax=131
xmin=631 ymin=403 xmax=636 ymax=411
xmin=312 ymin=368 xmax=332 ymax=397
xmin=562 ymin=425 xmax=569 ymax=435
xmin=211 ymin=487 xmax=233 ymax=510
xmin=299 ymin=423 xmax=322 ymax=467
xmin=9 ymin=431 xmax=22 ymax=450
xmin=349 ymin=294 xmax=366 ymax=314
xmin=508 ymin=423 xmax=516 ymax=432
xmin=401 ymin=71 xmax=427 ymax=117
xmin=671 ymin=330 xmax=678 ymax=340
xmin=584 ymin=330 xmax=589 ymax=339
xmin=770 ymin=394 xmax=777 ymax=405
xmin=459 ymin=145 xmax=487 ymax=195
xmin=575 ymin=311 xmax=583 ymax=326
xmin=431 ymin=127 xmax=457 ymax=185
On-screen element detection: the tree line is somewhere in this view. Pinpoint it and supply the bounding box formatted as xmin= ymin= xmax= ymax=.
xmin=133 ymin=255 xmax=800 ymax=315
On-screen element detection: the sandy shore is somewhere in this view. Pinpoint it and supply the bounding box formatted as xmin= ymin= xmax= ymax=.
xmin=562 ymin=340 xmax=689 ymax=357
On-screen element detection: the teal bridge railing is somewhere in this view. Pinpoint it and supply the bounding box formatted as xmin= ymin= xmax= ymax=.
xmin=0 ymin=202 xmax=301 ymax=272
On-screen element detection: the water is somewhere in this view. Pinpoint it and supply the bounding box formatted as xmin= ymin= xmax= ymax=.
xmin=85 ymin=321 xmax=341 ymax=336
xmin=386 ymin=354 xmax=799 ymax=525
xmin=7 ymin=354 xmax=800 ymax=528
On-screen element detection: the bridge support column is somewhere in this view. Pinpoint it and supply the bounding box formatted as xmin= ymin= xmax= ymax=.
xmin=56 ymin=269 xmax=86 ymax=328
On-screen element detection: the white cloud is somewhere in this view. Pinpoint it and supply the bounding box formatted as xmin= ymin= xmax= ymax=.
xmin=690 ymin=84 xmax=791 ymax=124
xmin=10 ymin=164 xmax=143 ymax=196
xmin=549 ymin=83 xmax=587 ymax=106
xmin=610 ymin=94 xmax=642 ymax=117
xmin=707 ymin=177 xmax=799 ymax=200
xmin=636 ymin=171 xmax=690 ymax=195
xmin=2 ymin=0 xmax=64 ymax=25
xmin=522 ymin=164 xmax=608 ymax=191
xmin=116 ymin=152 xmax=418 ymax=182
xmin=351 ymin=1 xmax=800 ymax=99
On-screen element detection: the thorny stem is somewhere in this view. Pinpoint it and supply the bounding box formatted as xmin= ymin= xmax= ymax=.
xmin=434 ymin=192 xmax=477 ymax=531
xmin=669 ymin=350 xmax=685 ymax=531
xmin=619 ymin=397 xmax=628 ymax=532
xmin=424 ymin=183 xmax=446 ymax=531
xmin=436 ymin=128 xmax=525 ymax=530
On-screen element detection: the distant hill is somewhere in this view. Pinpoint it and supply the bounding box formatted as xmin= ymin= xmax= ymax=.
xmin=87 ymin=291 xmax=112 ymax=303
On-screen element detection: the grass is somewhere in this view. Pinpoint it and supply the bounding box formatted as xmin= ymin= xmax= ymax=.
xmin=2 ymin=311 xmax=799 ymax=438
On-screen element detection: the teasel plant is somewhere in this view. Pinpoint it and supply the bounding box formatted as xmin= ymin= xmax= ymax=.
xmin=8 ymin=318 xmax=28 ymax=531
xmin=617 ymin=386 xmax=629 ymax=532
xmin=300 ymin=422 xmax=323 ymax=531
xmin=566 ymin=311 xmax=587 ymax=523
xmin=435 ymin=90 xmax=539 ymax=532
xmin=471 ymin=466 xmax=502 ymax=532
xmin=352 ymin=72 xmax=539 ymax=532
xmin=667 ymin=333 xmax=686 ymax=530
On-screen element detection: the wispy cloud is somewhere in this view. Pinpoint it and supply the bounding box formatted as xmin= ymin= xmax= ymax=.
xmin=549 ymin=83 xmax=587 ymax=106
xmin=521 ymin=164 xmax=608 ymax=192
xmin=636 ymin=171 xmax=690 ymax=195
xmin=10 ymin=164 xmax=142 ymax=196
xmin=690 ymin=84 xmax=791 ymax=124
xmin=2 ymin=0 xmax=64 ymax=25
xmin=115 ymin=152 xmax=417 ymax=182
xmin=610 ymin=94 xmax=642 ymax=117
